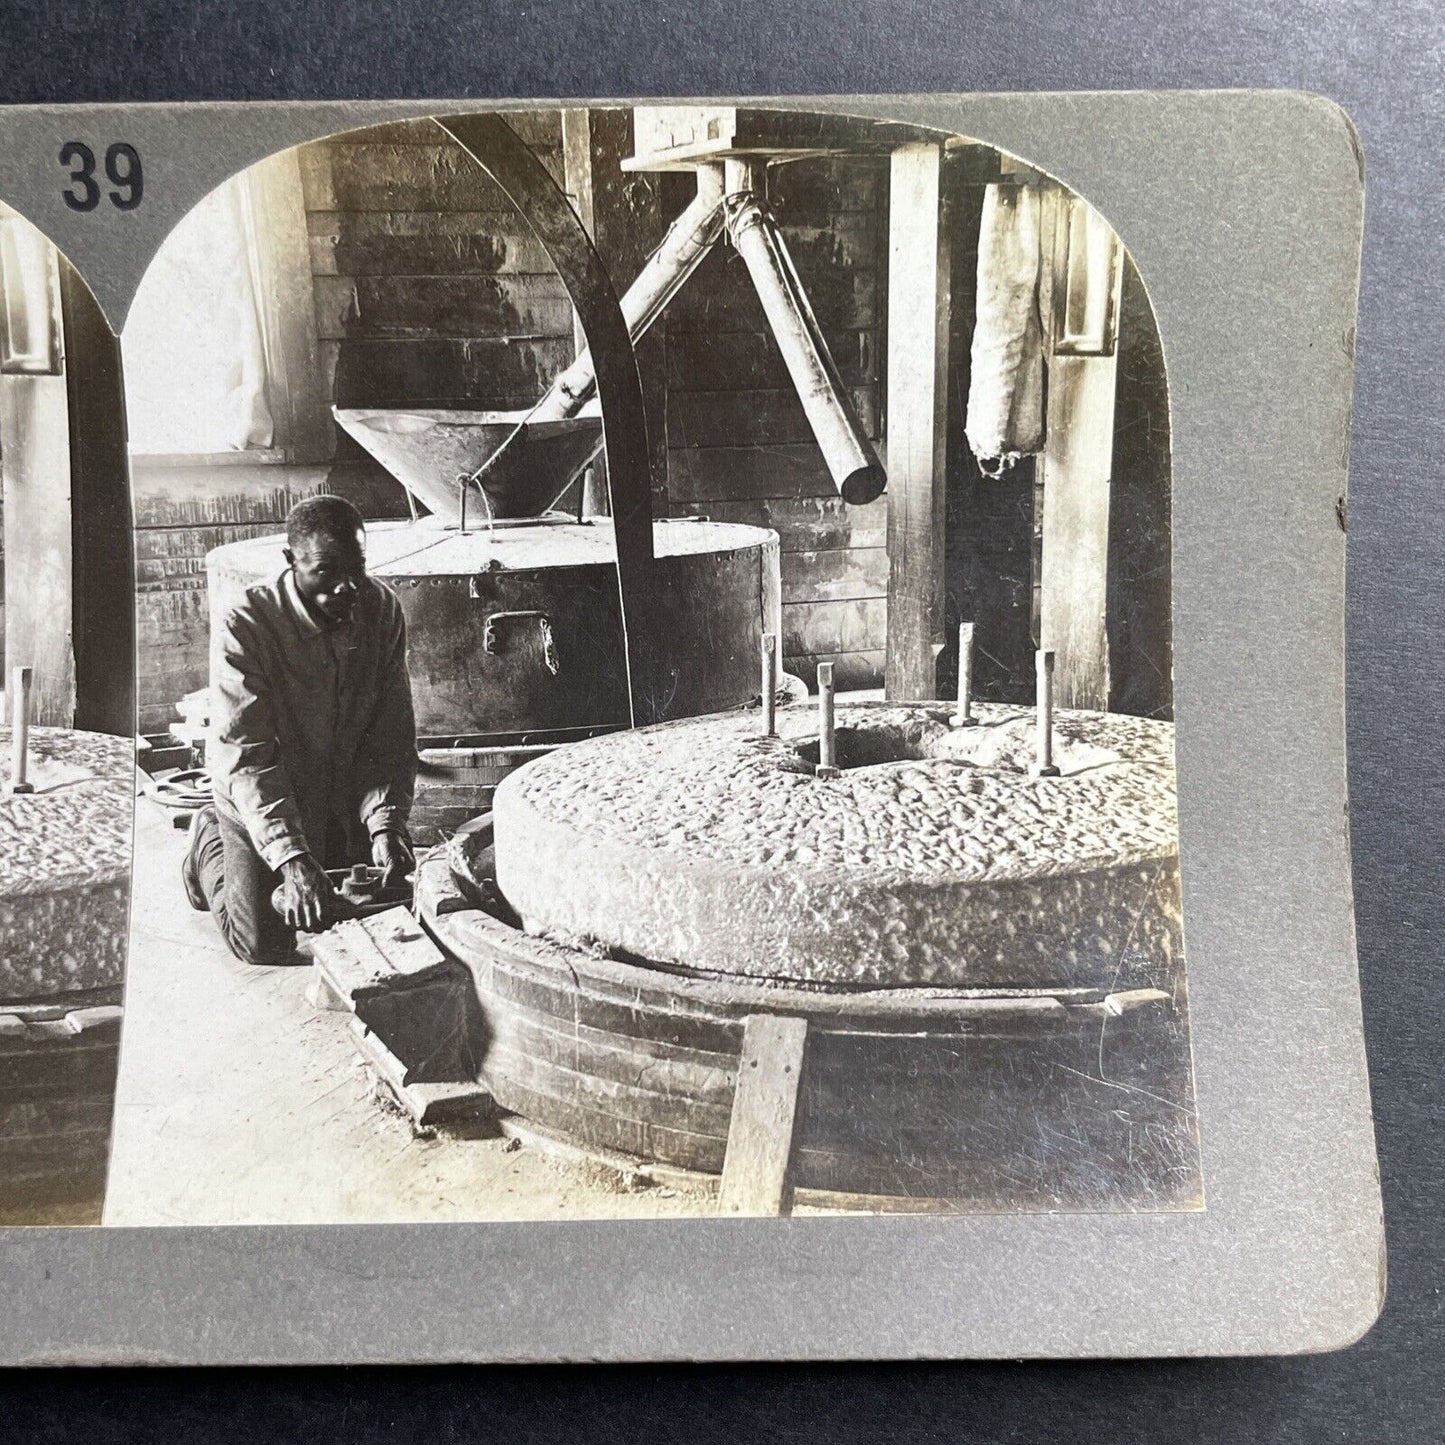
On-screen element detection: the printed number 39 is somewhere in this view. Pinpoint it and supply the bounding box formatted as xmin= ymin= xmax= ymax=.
xmin=59 ymin=142 xmax=143 ymax=212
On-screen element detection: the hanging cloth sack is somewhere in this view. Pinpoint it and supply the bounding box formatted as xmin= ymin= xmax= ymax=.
xmin=964 ymin=180 xmax=1046 ymax=475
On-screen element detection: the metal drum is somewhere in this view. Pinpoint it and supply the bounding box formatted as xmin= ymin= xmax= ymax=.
xmin=206 ymin=515 xmax=782 ymax=739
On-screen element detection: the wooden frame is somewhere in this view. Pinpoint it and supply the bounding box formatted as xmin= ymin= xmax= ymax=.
xmin=0 ymin=213 xmax=62 ymax=376
xmin=1050 ymin=193 xmax=1124 ymax=358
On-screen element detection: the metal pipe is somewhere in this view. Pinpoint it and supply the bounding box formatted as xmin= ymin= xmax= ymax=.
xmin=469 ymin=165 xmax=726 ymax=518
xmin=951 ymin=623 xmax=976 ymax=727
xmin=815 ymin=662 xmax=839 ymax=778
xmin=9 ymin=666 xmax=34 ymax=794
xmin=533 ymin=164 xmax=727 ymax=423
xmin=761 ymin=631 xmax=777 ymax=736
xmin=724 ymin=160 xmax=886 ymax=506
xmin=1034 ymin=649 xmax=1059 ymax=777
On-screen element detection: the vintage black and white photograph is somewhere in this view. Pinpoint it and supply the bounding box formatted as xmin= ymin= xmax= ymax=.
xmin=103 ymin=104 xmax=1199 ymax=1224
xmin=0 ymin=203 xmax=134 ymax=1224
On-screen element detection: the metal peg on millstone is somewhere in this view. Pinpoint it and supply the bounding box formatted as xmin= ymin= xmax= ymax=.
xmin=1033 ymin=648 xmax=1060 ymax=778
xmin=761 ymin=631 xmax=777 ymax=737
xmin=815 ymin=662 xmax=839 ymax=779
xmin=951 ymin=622 xmax=977 ymax=728
xmin=8 ymin=666 xmax=34 ymax=795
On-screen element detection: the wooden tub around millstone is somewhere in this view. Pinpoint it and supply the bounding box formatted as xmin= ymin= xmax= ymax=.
xmin=0 ymin=727 xmax=131 ymax=1223
xmin=410 ymin=729 xmax=611 ymax=847
xmin=319 ymin=702 xmax=1204 ymax=1214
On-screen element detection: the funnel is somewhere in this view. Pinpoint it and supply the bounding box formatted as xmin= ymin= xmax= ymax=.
xmin=334 ymin=407 xmax=604 ymax=524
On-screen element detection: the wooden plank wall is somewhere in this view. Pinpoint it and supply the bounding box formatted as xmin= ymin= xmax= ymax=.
xmin=133 ymin=112 xmax=574 ymax=730
xmin=664 ymin=156 xmax=891 ymax=691
xmin=132 ymin=461 xmax=409 ymax=731
xmin=300 ymin=113 xmax=575 ymax=489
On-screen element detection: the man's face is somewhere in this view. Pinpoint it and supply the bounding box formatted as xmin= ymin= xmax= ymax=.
xmin=286 ymin=528 xmax=367 ymax=624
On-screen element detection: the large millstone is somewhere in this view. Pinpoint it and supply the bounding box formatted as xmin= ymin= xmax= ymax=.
xmin=0 ymin=725 xmax=130 ymax=1220
xmin=208 ymin=516 xmax=781 ymax=738
xmin=0 ymin=727 xmax=132 ymax=1001
xmin=421 ymin=699 xmax=1198 ymax=1204
xmin=490 ymin=701 xmax=1182 ymax=990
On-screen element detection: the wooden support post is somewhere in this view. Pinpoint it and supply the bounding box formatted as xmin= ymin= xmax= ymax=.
xmin=1036 ymin=188 xmax=1125 ymax=711
xmin=561 ymin=108 xmax=605 ymax=517
xmin=60 ymin=261 xmax=135 ymax=737
xmin=884 ymin=143 xmax=953 ymax=700
xmin=718 ymin=1013 xmax=809 ymax=1217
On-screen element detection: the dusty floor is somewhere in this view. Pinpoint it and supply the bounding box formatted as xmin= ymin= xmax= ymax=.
xmin=104 ymin=802 xmax=719 ymax=1225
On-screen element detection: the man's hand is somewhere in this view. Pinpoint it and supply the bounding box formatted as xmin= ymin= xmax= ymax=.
xmin=372 ymin=830 xmax=415 ymax=890
xmin=276 ymin=853 xmax=334 ymax=932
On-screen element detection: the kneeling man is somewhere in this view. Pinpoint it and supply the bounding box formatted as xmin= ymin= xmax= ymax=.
xmin=184 ymin=494 xmax=418 ymax=964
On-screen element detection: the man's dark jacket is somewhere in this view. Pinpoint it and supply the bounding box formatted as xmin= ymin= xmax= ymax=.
xmin=209 ymin=567 xmax=416 ymax=871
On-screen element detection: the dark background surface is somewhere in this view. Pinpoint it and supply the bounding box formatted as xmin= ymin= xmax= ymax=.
xmin=0 ymin=0 xmax=1440 ymax=1439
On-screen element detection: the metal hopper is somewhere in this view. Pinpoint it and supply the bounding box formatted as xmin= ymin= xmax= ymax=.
xmin=333 ymin=406 xmax=604 ymax=524
xmin=335 ymin=153 xmax=885 ymax=529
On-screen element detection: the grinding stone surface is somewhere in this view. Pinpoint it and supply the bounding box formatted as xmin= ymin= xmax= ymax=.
xmin=492 ymin=702 xmax=1182 ymax=988
xmin=0 ymin=727 xmax=132 ymax=1000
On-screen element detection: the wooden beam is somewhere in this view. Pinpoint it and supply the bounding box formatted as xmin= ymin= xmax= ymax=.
xmin=561 ymin=107 xmax=668 ymax=517
xmin=884 ymin=143 xmax=953 ymax=699
xmin=1105 ymin=254 xmax=1173 ymax=719
xmin=60 ymin=263 xmax=135 ymax=737
xmin=562 ymin=106 xmax=603 ymax=517
xmin=1037 ymin=188 xmax=1125 ymax=710
xmin=718 ymin=1013 xmax=809 ymax=1217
